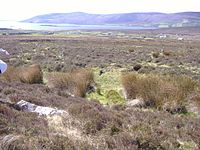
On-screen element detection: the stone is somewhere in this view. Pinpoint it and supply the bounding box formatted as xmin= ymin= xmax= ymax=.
xmin=126 ymin=99 xmax=144 ymax=107
xmin=16 ymin=100 xmax=67 ymax=116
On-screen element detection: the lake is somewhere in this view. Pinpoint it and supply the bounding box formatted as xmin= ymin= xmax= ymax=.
xmin=0 ymin=20 xmax=156 ymax=31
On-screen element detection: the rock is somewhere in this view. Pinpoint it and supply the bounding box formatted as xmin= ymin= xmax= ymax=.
xmin=99 ymin=69 xmax=105 ymax=76
xmin=126 ymin=99 xmax=144 ymax=107
xmin=16 ymin=100 xmax=67 ymax=116
xmin=133 ymin=64 xmax=142 ymax=71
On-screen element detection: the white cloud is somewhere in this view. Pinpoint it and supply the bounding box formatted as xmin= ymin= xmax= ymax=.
xmin=0 ymin=0 xmax=199 ymax=20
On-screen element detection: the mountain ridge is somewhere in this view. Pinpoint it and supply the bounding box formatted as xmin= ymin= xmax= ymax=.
xmin=23 ymin=12 xmax=200 ymax=27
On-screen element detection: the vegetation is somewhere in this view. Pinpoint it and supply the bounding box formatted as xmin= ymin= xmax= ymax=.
xmin=0 ymin=29 xmax=200 ymax=149
xmin=45 ymin=68 xmax=95 ymax=97
xmin=2 ymin=64 xmax=43 ymax=84
xmin=121 ymin=72 xmax=200 ymax=113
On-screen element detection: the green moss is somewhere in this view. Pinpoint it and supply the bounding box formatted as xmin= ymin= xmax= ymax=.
xmin=106 ymin=90 xmax=125 ymax=105
xmin=87 ymin=67 xmax=125 ymax=105
xmin=87 ymin=92 xmax=108 ymax=105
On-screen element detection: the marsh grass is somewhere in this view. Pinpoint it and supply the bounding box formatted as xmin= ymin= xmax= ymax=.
xmin=121 ymin=72 xmax=199 ymax=111
xmin=46 ymin=68 xmax=95 ymax=97
xmin=19 ymin=64 xmax=43 ymax=84
xmin=1 ymin=66 xmax=20 ymax=82
xmin=2 ymin=65 xmax=43 ymax=84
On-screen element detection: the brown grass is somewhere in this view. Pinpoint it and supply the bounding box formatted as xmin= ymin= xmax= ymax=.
xmin=121 ymin=73 xmax=199 ymax=111
xmin=18 ymin=64 xmax=43 ymax=84
xmin=163 ymin=50 xmax=173 ymax=56
xmin=1 ymin=66 xmax=20 ymax=82
xmin=2 ymin=64 xmax=43 ymax=84
xmin=46 ymin=68 xmax=95 ymax=97
xmin=151 ymin=52 xmax=160 ymax=58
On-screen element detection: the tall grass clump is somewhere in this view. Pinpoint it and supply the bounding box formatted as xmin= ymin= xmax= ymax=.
xmin=18 ymin=64 xmax=43 ymax=84
xmin=46 ymin=68 xmax=96 ymax=97
xmin=2 ymin=64 xmax=43 ymax=84
xmin=1 ymin=66 xmax=20 ymax=82
xmin=121 ymin=72 xmax=199 ymax=111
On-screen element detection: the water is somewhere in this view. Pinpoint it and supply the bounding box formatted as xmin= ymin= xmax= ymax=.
xmin=0 ymin=20 xmax=156 ymax=31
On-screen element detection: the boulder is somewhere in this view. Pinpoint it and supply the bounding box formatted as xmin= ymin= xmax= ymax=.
xmin=16 ymin=100 xmax=66 ymax=116
xmin=126 ymin=99 xmax=144 ymax=107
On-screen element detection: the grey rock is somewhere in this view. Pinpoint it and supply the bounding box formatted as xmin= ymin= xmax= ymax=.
xmin=126 ymin=99 xmax=144 ymax=107
xmin=16 ymin=100 xmax=67 ymax=116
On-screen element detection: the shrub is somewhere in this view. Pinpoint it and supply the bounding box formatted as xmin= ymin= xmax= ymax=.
xmin=121 ymin=73 xmax=199 ymax=112
xmin=68 ymin=99 xmax=123 ymax=135
xmin=0 ymin=134 xmax=30 ymax=150
xmin=46 ymin=68 xmax=96 ymax=97
xmin=105 ymin=132 xmax=139 ymax=149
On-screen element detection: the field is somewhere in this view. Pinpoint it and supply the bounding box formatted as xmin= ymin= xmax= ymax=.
xmin=0 ymin=27 xmax=200 ymax=149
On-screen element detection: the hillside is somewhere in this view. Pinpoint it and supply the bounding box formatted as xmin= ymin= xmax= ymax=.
xmin=23 ymin=12 xmax=200 ymax=27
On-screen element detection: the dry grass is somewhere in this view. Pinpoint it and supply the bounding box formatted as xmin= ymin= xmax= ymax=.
xmin=46 ymin=68 xmax=96 ymax=97
xmin=2 ymin=64 xmax=43 ymax=84
xmin=163 ymin=50 xmax=173 ymax=56
xmin=1 ymin=66 xmax=20 ymax=82
xmin=18 ymin=64 xmax=43 ymax=84
xmin=121 ymin=72 xmax=199 ymax=111
xmin=151 ymin=52 xmax=160 ymax=58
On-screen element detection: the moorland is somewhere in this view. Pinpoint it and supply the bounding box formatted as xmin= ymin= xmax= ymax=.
xmin=0 ymin=27 xmax=200 ymax=149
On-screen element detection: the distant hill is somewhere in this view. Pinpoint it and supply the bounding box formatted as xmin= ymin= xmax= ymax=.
xmin=23 ymin=12 xmax=200 ymax=27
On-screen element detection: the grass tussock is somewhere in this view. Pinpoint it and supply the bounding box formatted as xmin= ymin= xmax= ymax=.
xmin=121 ymin=72 xmax=199 ymax=111
xmin=46 ymin=68 xmax=96 ymax=97
xmin=151 ymin=52 xmax=160 ymax=58
xmin=2 ymin=64 xmax=43 ymax=84
xmin=163 ymin=50 xmax=174 ymax=56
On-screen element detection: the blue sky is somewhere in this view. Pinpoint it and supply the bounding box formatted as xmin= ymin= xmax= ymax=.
xmin=0 ymin=0 xmax=199 ymax=21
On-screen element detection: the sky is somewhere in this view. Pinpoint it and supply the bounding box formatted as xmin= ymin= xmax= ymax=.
xmin=0 ymin=0 xmax=199 ymax=21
